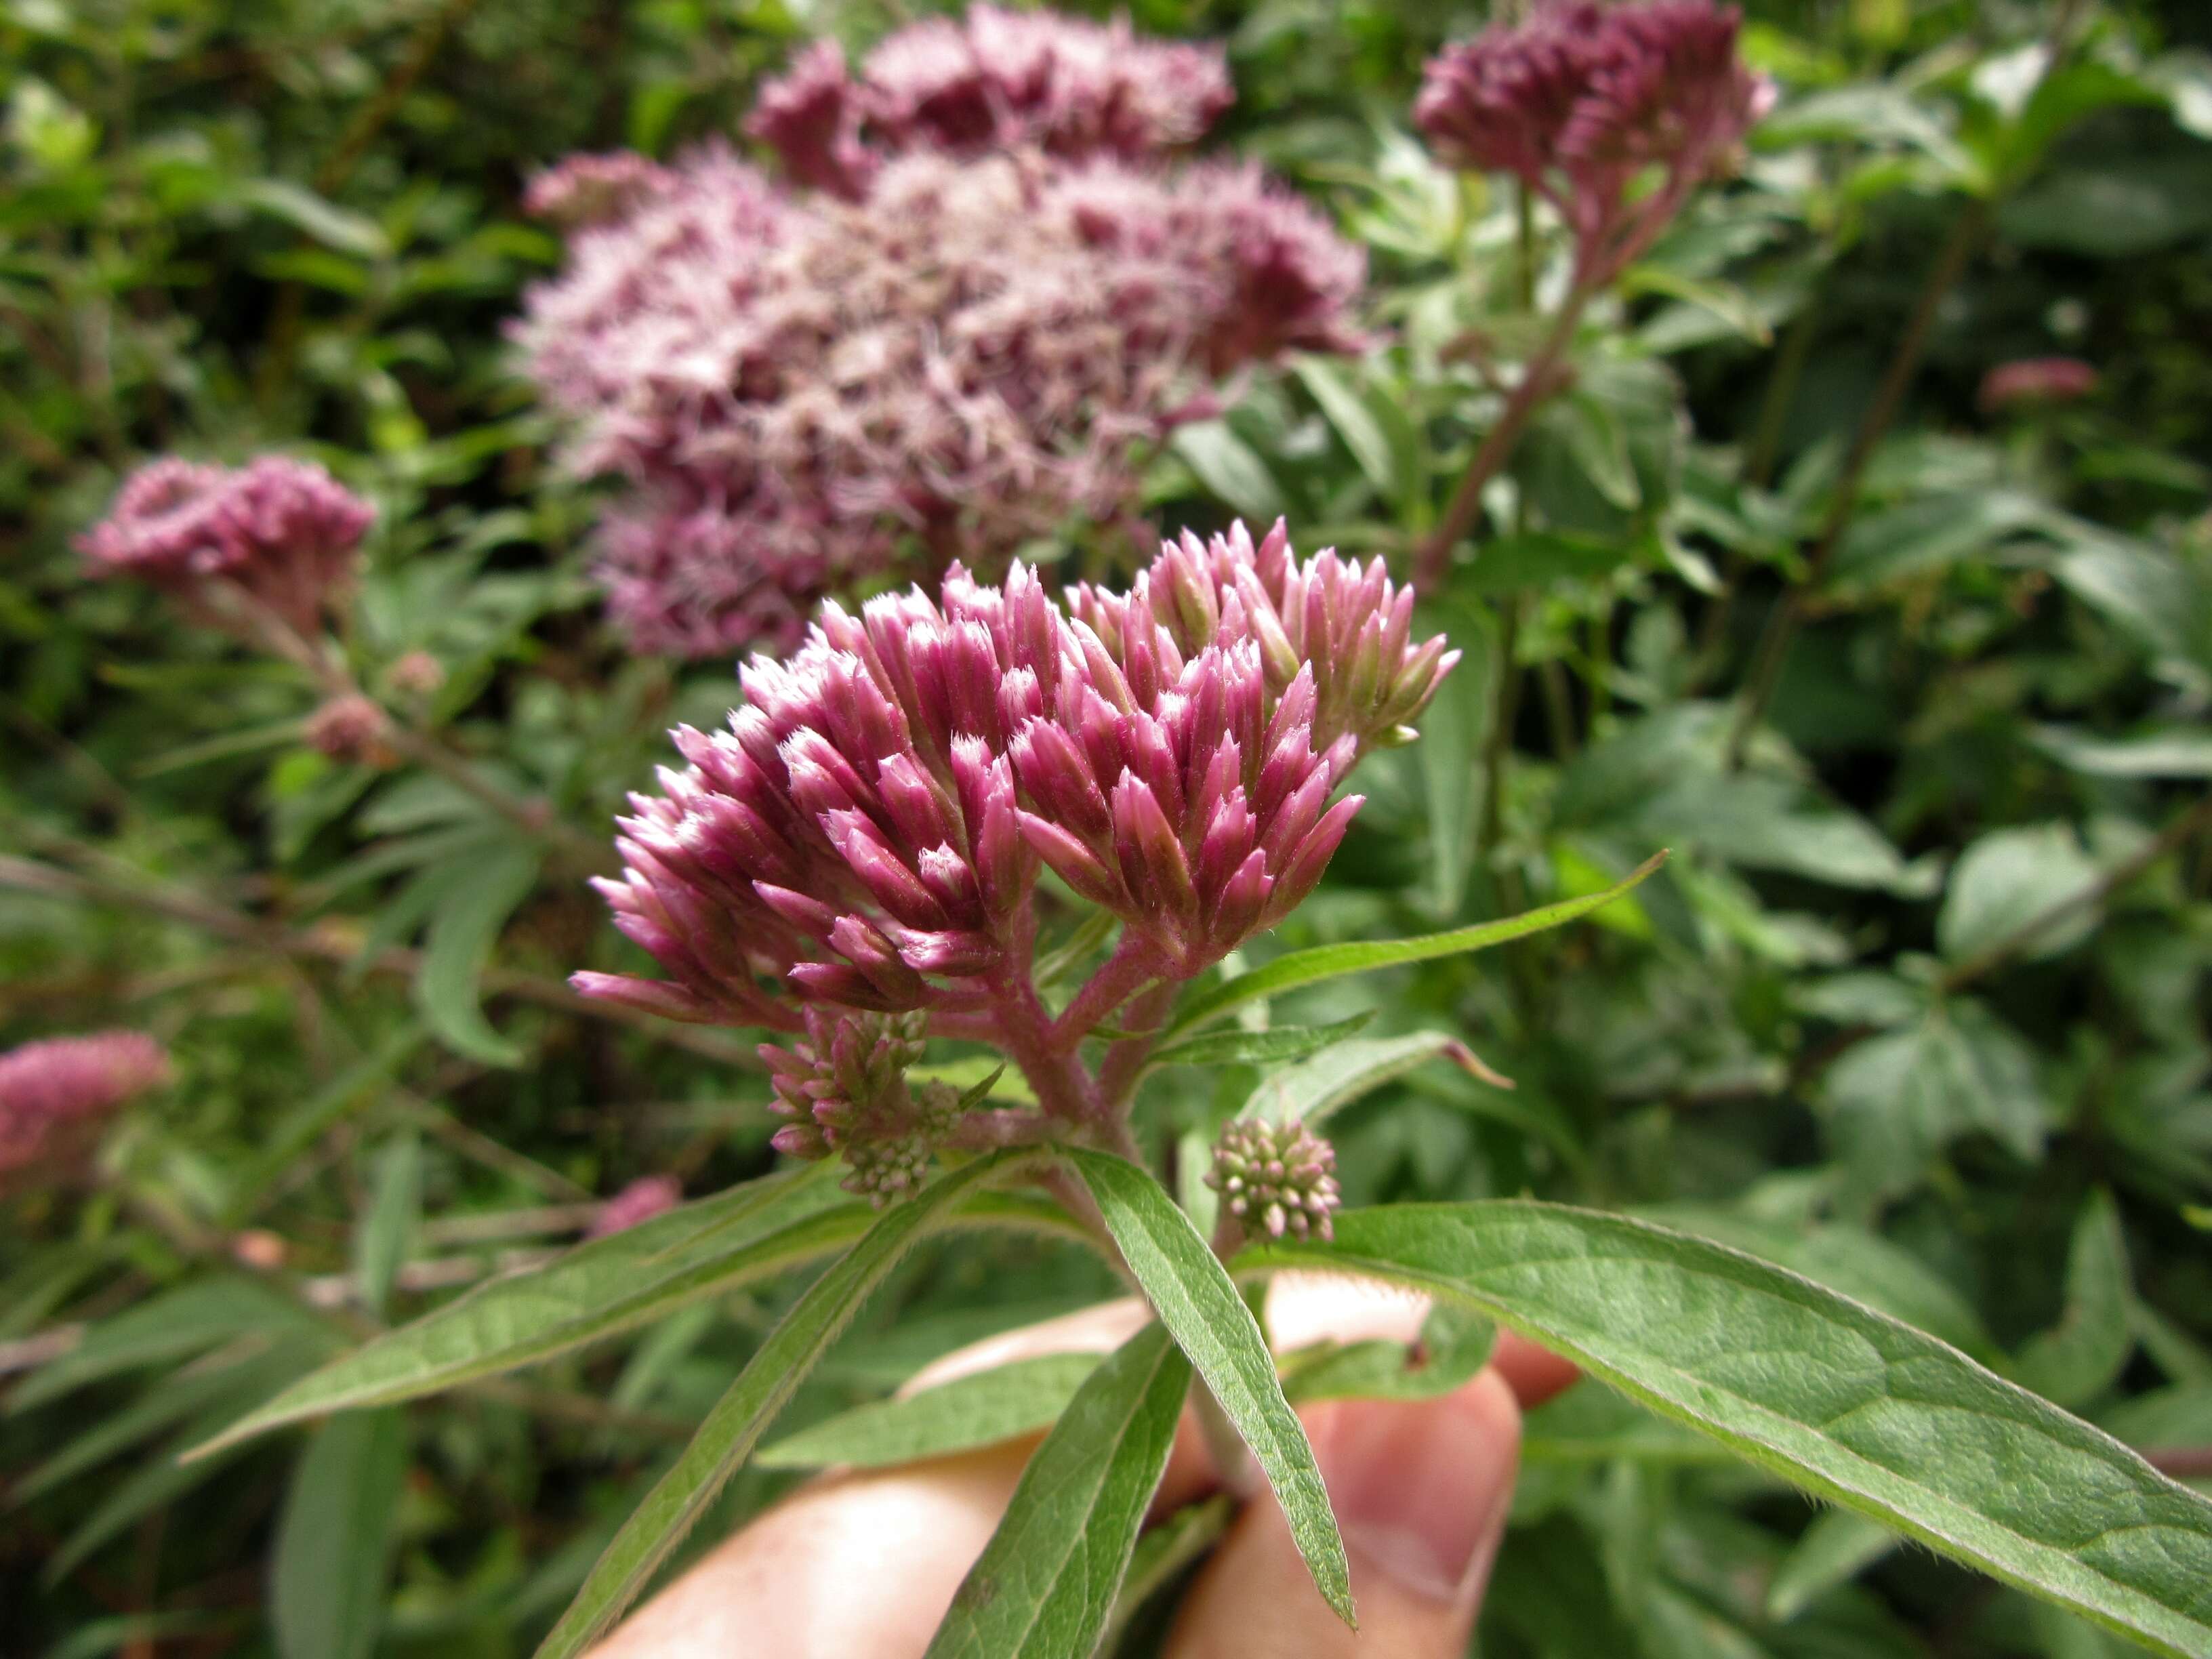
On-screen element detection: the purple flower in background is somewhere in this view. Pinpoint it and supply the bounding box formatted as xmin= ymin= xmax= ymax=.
xmin=751 ymin=5 xmax=1234 ymax=182
xmin=0 ymin=1031 xmax=169 ymax=1181
xmin=574 ymin=519 xmax=1454 ymax=1032
xmin=516 ymin=12 xmax=1360 ymax=661
xmin=586 ymin=1174 xmax=684 ymax=1238
xmin=1980 ymin=356 xmax=2100 ymax=413
xmin=79 ymin=456 xmax=374 ymax=637
xmin=1416 ymin=0 xmax=1770 ymax=286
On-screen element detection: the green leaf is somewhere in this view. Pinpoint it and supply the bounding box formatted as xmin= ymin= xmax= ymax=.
xmin=1165 ymin=851 xmax=1665 ymax=1038
xmin=2013 ymin=1190 xmax=2135 ymax=1410
xmin=1061 ymin=1147 xmax=1351 ymax=1625
xmin=1240 ymin=1031 xmax=1475 ymax=1129
xmin=1246 ymin=1202 xmax=2212 ymax=1658
xmin=1939 ymin=824 xmax=2103 ymax=964
xmin=1821 ymin=1002 xmax=2047 ymax=1202
xmin=2031 ymin=724 xmax=2212 ymax=780
xmin=1417 ymin=599 xmax=1492 ymax=918
xmin=1146 ymin=1010 xmax=1375 ymax=1072
xmin=272 ymin=1409 xmax=407 ymax=1659
xmin=756 ymin=1352 xmax=1103 ymax=1470
xmin=414 ymin=844 xmax=542 ymax=1066
xmin=189 ymin=1164 xmax=859 ymax=1458
xmin=354 ymin=1130 xmax=421 ymax=1317
xmin=223 ymin=1029 xmax=425 ymax=1225
xmin=1171 ymin=419 xmax=1285 ymax=522
xmin=238 ymin=178 xmax=392 ymax=260
xmin=1282 ymin=1303 xmax=1496 ymax=1404
xmin=537 ymin=1149 xmax=1040 ymax=1659
xmin=13 ymin=1279 xmax=332 ymax=1413
xmin=1767 ymin=1510 xmax=1900 ymax=1622
xmin=923 ymin=1323 xmax=1191 ymax=1658
xmin=1103 ymin=1496 xmax=1237 ymax=1650
xmin=1292 ymin=355 xmax=1418 ymax=508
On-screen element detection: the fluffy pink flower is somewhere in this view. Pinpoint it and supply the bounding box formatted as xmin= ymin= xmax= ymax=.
xmin=1980 ymin=356 xmax=2100 ymax=413
xmin=751 ymin=7 xmax=1233 ymax=185
xmin=0 ymin=1031 xmax=169 ymax=1180
xmin=79 ymin=456 xmax=374 ymax=636
xmin=1416 ymin=0 xmax=1770 ymax=285
xmin=573 ymin=520 xmax=1454 ymax=1029
xmin=586 ymin=1174 xmax=684 ymax=1238
xmin=516 ymin=142 xmax=1362 ymax=658
xmin=523 ymin=150 xmax=678 ymax=226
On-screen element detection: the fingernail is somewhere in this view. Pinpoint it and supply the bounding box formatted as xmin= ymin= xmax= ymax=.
xmin=1318 ymin=1389 xmax=1517 ymax=1606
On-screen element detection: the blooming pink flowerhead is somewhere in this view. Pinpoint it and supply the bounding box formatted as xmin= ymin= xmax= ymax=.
xmin=574 ymin=520 xmax=1455 ymax=1028
xmin=79 ymin=456 xmax=374 ymax=637
xmin=1979 ymin=356 xmax=2100 ymax=413
xmin=0 ymin=1031 xmax=169 ymax=1181
xmin=1416 ymin=0 xmax=1770 ymax=284
xmin=516 ymin=138 xmax=1363 ymax=659
xmin=751 ymin=6 xmax=1233 ymax=186
xmin=586 ymin=1173 xmax=684 ymax=1238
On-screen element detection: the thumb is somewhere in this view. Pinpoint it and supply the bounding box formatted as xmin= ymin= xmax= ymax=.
xmin=1164 ymin=1369 xmax=1521 ymax=1657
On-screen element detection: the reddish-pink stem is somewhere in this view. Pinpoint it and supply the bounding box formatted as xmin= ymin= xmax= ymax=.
xmin=1050 ymin=935 xmax=1166 ymax=1052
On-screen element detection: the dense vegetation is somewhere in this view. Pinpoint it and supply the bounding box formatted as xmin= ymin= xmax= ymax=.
xmin=5 ymin=1 xmax=2212 ymax=1655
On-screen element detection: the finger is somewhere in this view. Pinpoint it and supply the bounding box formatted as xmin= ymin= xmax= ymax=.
xmin=1263 ymin=1269 xmax=1580 ymax=1409
xmin=1163 ymin=1368 xmax=1522 ymax=1659
xmin=586 ymin=1441 xmax=1033 ymax=1658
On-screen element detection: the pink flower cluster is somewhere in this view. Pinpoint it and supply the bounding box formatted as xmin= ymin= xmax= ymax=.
xmin=522 ymin=150 xmax=676 ymax=226
xmin=1416 ymin=0 xmax=1771 ymax=287
xmin=1979 ymin=356 xmax=2099 ymax=413
xmin=516 ymin=12 xmax=1361 ymax=661
xmin=79 ymin=457 xmax=374 ymax=637
xmin=0 ymin=1031 xmax=169 ymax=1181
xmin=745 ymin=8 xmax=1233 ymax=198
xmin=576 ymin=520 xmax=1452 ymax=1050
xmin=1210 ymin=1115 xmax=1341 ymax=1241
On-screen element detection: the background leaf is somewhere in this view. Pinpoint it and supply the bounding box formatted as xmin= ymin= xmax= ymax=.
xmin=271 ymin=1409 xmax=407 ymax=1659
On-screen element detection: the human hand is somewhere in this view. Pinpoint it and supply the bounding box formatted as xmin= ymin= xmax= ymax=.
xmin=587 ymin=1273 xmax=1578 ymax=1657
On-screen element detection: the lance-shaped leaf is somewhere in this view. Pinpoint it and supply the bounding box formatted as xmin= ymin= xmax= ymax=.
xmin=537 ymin=1149 xmax=1039 ymax=1659
xmin=1241 ymin=1031 xmax=1477 ymax=1128
xmin=1165 ymin=852 xmax=1665 ymax=1038
xmin=757 ymin=1352 xmax=1103 ymax=1471
xmin=190 ymin=1164 xmax=858 ymax=1458
xmin=1243 ymin=1202 xmax=2212 ymax=1658
xmin=1145 ymin=1011 xmax=1376 ymax=1073
xmin=1061 ymin=1147 xmax=1352 ymax=1626
xmin=923 ymin=1323 xmax=1190 ymax=1658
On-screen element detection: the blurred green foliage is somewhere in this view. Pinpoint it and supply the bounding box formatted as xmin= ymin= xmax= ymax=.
xmin=5 ymin=1 xmax=2212 ymax=1655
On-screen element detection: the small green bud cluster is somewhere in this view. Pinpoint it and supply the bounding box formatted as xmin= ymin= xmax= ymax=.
xmin=1208 ymin=1115 xmax=1341 ymax=1241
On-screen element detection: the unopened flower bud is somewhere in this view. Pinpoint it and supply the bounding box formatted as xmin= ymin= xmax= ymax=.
xmin=587 ymin=1174 xmax=683 ymax=1238
xmin=1208 ymin=1115 xmax=1342 ymax=1242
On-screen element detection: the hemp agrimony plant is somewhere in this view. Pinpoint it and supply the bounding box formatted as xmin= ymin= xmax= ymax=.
xmin=196 ymin=512 xmax=2212 ymax=1659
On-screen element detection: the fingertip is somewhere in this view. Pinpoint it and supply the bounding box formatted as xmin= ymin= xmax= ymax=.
xmin=1490 ymin=1330 xmax=1580 ymax=1408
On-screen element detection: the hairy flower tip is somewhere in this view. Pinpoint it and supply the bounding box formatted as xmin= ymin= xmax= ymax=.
xmin=760 ymin=1010 xmax=954 ymax=1203
xmin=1208 ymin=1115 xmax=1341 ymax=1241
xmin=523 ymin=150 xmax=678 ymax=226
xmin=0 ymin=1031 xmax=169 ymax=1181
xmin=1980 ymin=356 xmax=2100 ymax=413
xmin=516 ymin=134 xmax=1361 ymax=657
xmin=842 ymin=5 xmax=1233 ymax=164
xmin=305 ymin=693 xmax=395 ymax=768
xmin=587 ymin=1174 xmax=684 ymax=1238
xmin=79 ymin=455 xmax=373 ymax=636
xmin=1416 ymin=1 xmax=1769 ymax=283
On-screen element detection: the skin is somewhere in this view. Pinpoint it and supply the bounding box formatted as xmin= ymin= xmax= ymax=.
xmin=588 ymin=1272 xmax=1580 ymax=1658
